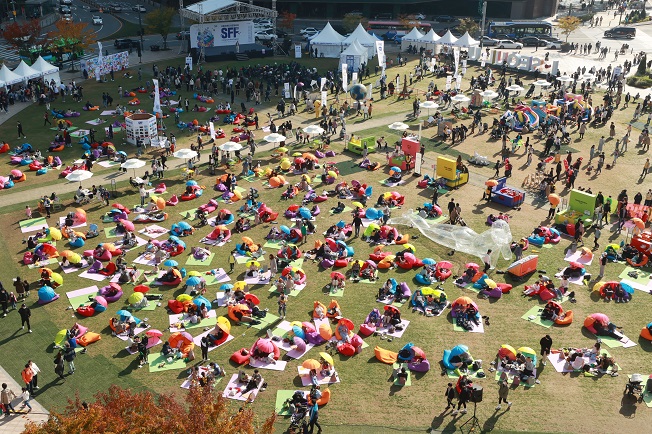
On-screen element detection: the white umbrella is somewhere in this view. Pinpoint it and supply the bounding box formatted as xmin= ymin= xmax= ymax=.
xmin=582 ymin=73 xmax=595 ymax=81
xmin=303 ymin=125 xmax=325 ymax=135
xmin=480 ymin=90 xmax=499 ymax=100
xmin=451 ymin=94 xmax=471 ymax=103
xmin=65 ymin=169 xmax=93 ymax=186
xmin=264 ymin=133 xmax=286 ymax=143
xmin=533 ymin=79 xmax=551 ymax=87
xmin=557 ymin=75 xmax=573 ymax=84
xmin=121 ymin=159 xmax=146 ymax=177
xmin=218 ymin=141 xmax=242 ymax=152
xmin=506 ymin=85 xmax=524 ymax=93
xmin=388 ymin=122 xmax=409 ymax=131
xmin=173 ymin=149 xmax=198 ymax=160
xmin=419 ymin=101 xmax=439 ymax=117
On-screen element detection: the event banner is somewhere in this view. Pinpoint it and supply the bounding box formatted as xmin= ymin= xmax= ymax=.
xmin=84 ymin=51 xmax=129 ymax=79
xmin=96 ymin=41 xmax=103 ymax=81
xmin=209 ymin=121 xmax=216 ymax=141
xmin=453 ymin=47 xmax=460 ymax=77
xmin=320 ymin=77 xmax=326 ymax=91
xmin=321 ymin=91 xmax=327 ymax=108
xmin=190 ymin=22 xmax=254 ymax=48
xmin=284 ymin=82 xmax=291 ymax=99
xmin=341 ymin=63 xmax=348 ymax=92
xmin=153 ymin=79 xmax=161 ymax=115
xmin=351 ymin=72 xmax=357 ymax=85
xmin=375 ymin=40 xmax=385 ymax=70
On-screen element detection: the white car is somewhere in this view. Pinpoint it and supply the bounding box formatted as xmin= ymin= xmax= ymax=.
xmin=481 ymin=36 xmax=499 ymax=46
xmin=413 ymin=13 xmax=426 ymax=20
xmin=300 ymin=27 xmax=319 ymax=35
xmin=132 ymin=5 xmax=146 ymax=13
xmin=546 ymin=40 xmax=563 ymax=49
xmin=497 ymin=39 xmax=523 ymax=49
xmin=92 ymin=15 xmax=103 ymax=25
xmin=255 ymin=30 xmax=277 ymax=41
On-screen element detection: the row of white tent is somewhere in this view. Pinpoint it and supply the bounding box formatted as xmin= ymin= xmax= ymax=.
xmin=310 ymin=22 xmax=380 ymax=58
xmin=0 ymin=56 xmax=61 ymax=88
xmin=401 ymin=28 xmax=479 ymax=50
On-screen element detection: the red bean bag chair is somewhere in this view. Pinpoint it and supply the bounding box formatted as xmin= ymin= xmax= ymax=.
xmin=375 ymin=346 xmax=398 ymax=364
xmin=230 ymin=348 xmax=251 ymax=365
xmin=334 ymin=258 xmax=350 ymax=268
xmin=627 ymin=255 xmax=649 ymax=267
xmin=497 ymin=283 xmax=512 ymax=293
xmin=313 ymin=195 xmax=328 ymax=203
xmin=216 ymin=109 xmax=230 ymax=114
xmin=166 ymin=195 xmax=179 ymax=206
xmin=76 ymin=305 xmax=95 ymax=317
xmin=539 ymin=288 xmax=556 ymax=301
xmin=640 ymin=327 xmax=652 ymax=341
xmin=0 ymin=142 xmax=9 ymax=153
xmin=159 ymin=276 xmax=182 ymax=286
xmin=168 ymin=299 xmax=185 ymax=314
xmin=98 ymin=262 xmax=117 ymax=276
xmin=337 ymin=342 xmax=356 ymax=356
xmin=77 ymin=332 xmax=101 ymax=347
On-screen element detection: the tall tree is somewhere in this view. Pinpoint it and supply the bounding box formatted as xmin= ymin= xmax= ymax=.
xmin=557 ymin=16 xmax=581 ymax=42
xmin=1 ymin=19 xmax=48 ymax=56
xmin=23 ymin=385 xmax=277 ymax=434
xmin=49 ymin=20 xmax=97 ymax=71
xmin=145 ymin=7 xmax=176 ymax=50
xmin=457 ymin=18 xmax=480 ymax=37
xmin=279 ymin=11 xmax=297 ymax=30
xmin=342 ymin=15 xmax=368 ymax=33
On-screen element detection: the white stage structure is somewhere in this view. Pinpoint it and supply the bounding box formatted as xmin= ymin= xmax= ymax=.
xmin=126 ymin=113 xmax=158 ymax=146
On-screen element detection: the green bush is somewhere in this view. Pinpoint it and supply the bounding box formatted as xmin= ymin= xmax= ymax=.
xmin=577 ymin=13 xmax=595 ymax=23
xmin=626 ymin=75 xmax=652 ymax=88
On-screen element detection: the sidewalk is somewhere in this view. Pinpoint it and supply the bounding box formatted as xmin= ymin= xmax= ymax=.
xmin=0 ymin=365 xmax=49 ymax=432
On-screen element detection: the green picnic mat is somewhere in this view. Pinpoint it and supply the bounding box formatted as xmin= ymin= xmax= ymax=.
xmin=27 ymin=258 xmax=59 ymax=269
xmin=148 ymin=354 xmax=187 ymax=372
xmin=104 ymin=227 xmax=121 ymax=238
xmin=250 ymin=313 xmax=280 ymax=330
xmin=241 ymin=175 xmax=257 ymax=183
xmin=102 ymin=215 xmax=115 ymax=223
xmin=595 ymin=335 xmax=630 ymax=348
xmin=179 ymin=208 xmax=198 ymax=220
xmin=349 ymin=277 xmax=378 ymax=284
xmin=618 ymin=267 xmax=652 ymax=285
xmin=391 ymin=300 xmax=405 ymax=307
xmin=186 ymin=252 xmax=215 ymax=266
xmin=50 ymin=126 xmax=79 ymax=132
xmin=330 ymin=206 xmax=353 ymax=215
xmin=275 ymin=390 xmax=301 ymax=416
xmin=521 ymin=305 xmax=554 ymax=328
xmin=417 ymin=213 xmax=448 ymax=224
xmin=182 ymin=315 xmax=218 ymax=330
xmin=235 ymin=255 xmax=265 ymax=265
xmin=392 ymin=363 xmax=412 ymax=386
xmin=446 ymin=367 xmax=485 ymax=380
xmin=269 ymin=285 xmax=302 ymax=297
xmin=494 ymin=370 xmax=536 ymax=388
xmin=67 ymin=293 xmax=98 ymax=308
xmin=289 ymin=258 xmax=304 ymax=268
xmin=643 ymin=390 xmax=652 ymax=408
xmin=204 ymin=274 xmax=230 ymax=286
xmin=19 ymin=217 xmax=48 ymax=230
xmin=263 ymin=240 xmax=286 ymax=250
xmin=327 ymin=287 xmax=345 ymax=297
xmin=541 ymin=244 xmax=553 ymax=249
xmin=126 ymin=295 xmax=162 ymax=312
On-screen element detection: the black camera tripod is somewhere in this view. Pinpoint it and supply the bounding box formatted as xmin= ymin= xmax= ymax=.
xmin=459 ymin=401 xmax=481 ymax=433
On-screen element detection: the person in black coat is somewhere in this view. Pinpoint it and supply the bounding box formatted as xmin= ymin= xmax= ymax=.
xmin=18 ymin=303 xmax=31 ymax=332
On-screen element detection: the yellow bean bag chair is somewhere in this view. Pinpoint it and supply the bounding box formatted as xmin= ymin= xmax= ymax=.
xmin=375 ymin=346 xmax=398 ymax=364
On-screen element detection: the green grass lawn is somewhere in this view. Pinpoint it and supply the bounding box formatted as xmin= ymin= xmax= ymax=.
xmin=1 ymin=53 xmax=652 ymax=433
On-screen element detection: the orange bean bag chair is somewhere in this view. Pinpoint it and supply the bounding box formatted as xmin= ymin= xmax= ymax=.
xmin=228 ymin=304 xmax=250 ymax=323
xmin=375 ymin=346 xmax=398 ymax=364
xmin=627 ymin=255 xmax=649 ymax=267
xmin=313 ymin=301 xmax=326 ymax=318
xmin=641 ymin=327 xmax=652 ymax=341
xmin=555 ymin=309 xmax=574 ymax=325
xmin=308 ymin=387 xmax=331 ymax=406
xmin=168 ymin=332 xmax=195 ymax=358
xmin=77 ymin=332 xmax=101 ymax=347
xmin=326 ymin=300 xmax=341 ymax=319
xmin=318 ymin=323 xmax=333 ymax=341
xmin=395 ymin=234 xmax=410 ymax=245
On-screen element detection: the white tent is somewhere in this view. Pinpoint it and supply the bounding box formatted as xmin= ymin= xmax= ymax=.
xmin=342 ymin=23 xmax=379 ymax=57
xmin=438 ymin=30 xmax=459 ymax=46
xmin=310 ymin=22 xmax=346 ymax=58
xmin=31 ymin=56 xmax=61 ymax=85
xmin=400 ymin=27 xmax=424 ymax=51
xmin=416 ymin=29 xmax=441 ymax=50
xmin=0 ymin=64 xmax=24 ymax=86
xmin=340 ymin=39 xmax=369 ymax=72
xmin=12 ymin=60 xmax=41 ymax=81
xmin=454 ymin=32 xmax=479 ymax=48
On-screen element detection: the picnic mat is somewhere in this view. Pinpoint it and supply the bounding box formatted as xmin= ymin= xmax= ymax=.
xmin=186 ymin=252 xmax=215 ymax=266
xmin=148 ymin=354 xmax=187 ymax=373
xmin=494 ymin=368 xmax=537 ymax=388
xmin=104 ymin=227 xmax=121 ymax=238
xmin=66 ymin=286 xmax=100 ymax=308
xmin=376 ymin=296 xmax=405 ymax=308
xmin=100 ymin=110 xmax=116 ymax=116
xmin=248 ymin=358 xmax=288 ymax=371
xmin=61 ymin=260 xmax=89 ymax=274
xmin=453 ymin=320 xmax=485 ymax=333
xmin=618 ymin=267 xmax=652 ymax=286
xmin=327 ymin=287 xmax=345 ymax=297
xmin=392 ymin=363 xmax=412 ymax=386
xmin=179 ymin=208 xmax=198 ymax=221
xmin=85 ymin=119 xmax=105 ymax=125
xmin=250 ymin=313 xmax=280 ymax=330
xmin=180 ymin=367 xmax=223 ymax=389
xmin=547 ymin=350 xmax=620 ymax=374
xmin=126 ymin=295 xmax=161 ymax=312
xmin=349 ymin=277 xmax=378 ymax=284
xmin=111 ymin=269 xmax=144 ymax=284
xmin=78 ymin=270 xmax=107 ymax=282
xmin=235 ymin=254 xmax=265 ymax=265
xmin=27 ymin=258 xmax=59 ymax=269
xmin=590 ymin=334 xmax=637 ymax=349
xmin=222 ymin=374 xmax=263 ymax=402
xmin=96 ymin=160 xmax=120 ymax=168
xmin=263 ymin=240 xmax=286 ymax=250
xmin=275 ymin=390 xmax=308 ymax=416
xmin=521 ymin=305 xmax=553 ymax=328
xmin=621 ymin=278 xmax=652 ymax=294
xmin=244 ymin=271 xmax=272 ymax=285
xmin=297 ymin=366 xmax=340 ymax=386
xmin=192 ymin=330 xmax=235 ymax=351
xmin=133 ymin=253 xmax=158 ymax=267
xmin=564 ymin=250 xmax=594 ymax=266
xmin=114 ymin=324 xmax=151 ymax=341
xmin=69 ymin=129 xmax=90 ymax=138
xmin=125 ymin=338 xmax=162 ymax=355
xmin=138 ymin=224 xmax=170 ymax=239
xmin=269 ymin=284 xmax=303 ymax=297
xmin=19 ymin=217 xmax=48 ymax=233
xmin=330 ymin=206 xmax=353 ymax=215
xmin=58 ymin=216 xmax=86 ymax=229
xmin=204 ymin=269 xmax=231 ymax=286
xmin=169 ymin=310 xmax=218 ymax=332
xmin=377 ymin=320 xmax=410 ymax=339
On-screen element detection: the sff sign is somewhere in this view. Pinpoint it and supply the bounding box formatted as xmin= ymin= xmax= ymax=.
xmin=222 ymin=26 xmax=240 ymax=39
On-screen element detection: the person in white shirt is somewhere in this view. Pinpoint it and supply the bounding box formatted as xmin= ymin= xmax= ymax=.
xmin=482 ymin=250 xmax=492 ymax=272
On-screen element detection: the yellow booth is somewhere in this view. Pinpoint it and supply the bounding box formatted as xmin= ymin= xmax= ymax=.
xmin=436 ymin=156 xmax=468 ymax=189
xmin=347 ymin=135 xmax=375 ymax=155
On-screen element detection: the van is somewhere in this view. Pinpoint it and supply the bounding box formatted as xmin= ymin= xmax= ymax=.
xmin=604 ymin=27 xmax=636 ymax=39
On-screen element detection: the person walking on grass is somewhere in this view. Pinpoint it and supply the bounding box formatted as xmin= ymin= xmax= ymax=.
xmin=540 ymin=334 xmax=553 ymax=366
xmin=200 ymin=336 xmax=210 ymax=362
xmin=445 ymin=382 xmax=455 ymax=410
xmin=54 ymin=351 xmax=65 ymax=380
xmin=28 ymin=360 xmax=39 ymax=390
xmin=452 ymin=383 xmax=470 ymax=415
xmin=278 ymin=293 xmax=287 ymax=320
xmin=229 ymin=251 xmax=236 ymax=273
xmin=17 ymin=121 xmax=26 ymax=139
xmin=64 ymin=342 xmax=76 ymax=375
xmin=18 ymin=303 xmax=31 ymax=333
xmin=593 ymin=226 xmax=601 ymax=249
xmin=496 ymin=379 xmax=512 ymax=410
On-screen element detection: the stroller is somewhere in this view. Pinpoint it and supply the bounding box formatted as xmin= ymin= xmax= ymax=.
xmin=288 ymin=402 xmax=309 ymax=434
xmin=624 ymin=373 xmax=645 ymax=403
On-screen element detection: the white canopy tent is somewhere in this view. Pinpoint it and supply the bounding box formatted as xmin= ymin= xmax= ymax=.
xmin=416 ymin=29 xmax=441 ymax=51
xmin=400 ymin=27 xmax=424 ymax=51
xmin=31 ymin=56 xmax=61 ymax=85
xmin=309 ymin=22 xmax=346 ymax=58
xmin=0 ymin=64 xmax=24 ymax=86
xmin=342 ymin=23 xmax=379 ymax=57
xmin=453 ymin=32 xmax=479 ymax=48
xmin=12 ymin=60 xmax=41 ymax=81
xmin=339 ymin=39 xmax=369 ymax=72
xmin=437 ymin=30 xmax=459 ymax=46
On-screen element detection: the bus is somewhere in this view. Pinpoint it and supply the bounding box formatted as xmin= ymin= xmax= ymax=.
xmin=487 ymin=21 xmax=553 ymax=39
xmin=367 ymin=20 xmax=432 ymax=40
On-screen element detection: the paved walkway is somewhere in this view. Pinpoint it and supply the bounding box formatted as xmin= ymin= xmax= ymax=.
xmin=0 ymin=365 xmax=49 ymax=431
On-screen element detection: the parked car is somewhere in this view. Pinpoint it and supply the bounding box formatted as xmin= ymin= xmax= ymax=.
xmin=114 ymin=38 xmax=139 ymax=49
xmin=519 ymin=36 xmax=547 ymax=47
xmin=255 ymin=29 xmax=277 ymax=41
xmin=276 ymin=29 xmax=289 ymax=39
xmin=301 ymin=28 xmax=320 ymax=39
xmin=413 ymin=13 xmax=426 ymax=20
xmin=434 ymin=15 xmax=456 ymax=22
xmin=604 ymin=26 xmax=636 ymax=39
xmin=109 ymin=5 xmax=122 ymax=12
xmin=375 ymin=13 xmax=392 ymax=20
xmin=481 ymin=36 xmax=499 ymax=46
xmin=176 ymin=30 xmax=190 ymax=40
xmin=132 ymin=5 xmax=146 ymax=13
xmin=546 ymin=39 xmax=564 ymax=49
xmin=59 ymin=0 xmax=72 ymax=4
xmin=92 ymin=15 xmax=103 ymax=25
xmin=59 ymin=5 xmax=70 ymax=13
xmin=300 ymin=27 xmax=319 ymax=35
xmin=497 ymin=39 xmax=523 ymax=49
xmin=61 ymin=14 xmax=72 ymax=22
xmin=346 ymin=11 xmax=363 ymax=17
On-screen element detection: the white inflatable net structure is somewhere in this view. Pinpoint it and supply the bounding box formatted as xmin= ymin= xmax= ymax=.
xmin=388 ymin=211 xmax=513 ymax=267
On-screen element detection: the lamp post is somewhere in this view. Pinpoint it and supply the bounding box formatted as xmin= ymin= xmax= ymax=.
xmin=138 ymin=8 xmax=144 ymax=63
xmin=478 ymin=0 xmax=487 ymax=49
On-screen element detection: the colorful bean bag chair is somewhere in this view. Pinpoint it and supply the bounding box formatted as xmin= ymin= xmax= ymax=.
xmin=359 ymin=308 xmax=382 ymax=337
xmin=375 ymin=346 xmax=398 ymax=364
xmin=640 ymin=323 xmax=652 ymax=341
xmin=230 ymin=348 xmax=251 ymax=365
xmin=38 ymin=285 xmax=60 ymax=305
xmin=77 ymin=332 xmax=101 ymax=347
xmin=555 ymin=309 xmax=574 ymax=325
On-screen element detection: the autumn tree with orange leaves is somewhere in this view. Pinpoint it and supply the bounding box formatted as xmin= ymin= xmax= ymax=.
xmin=23 ymin=385 xmax=277 ymax=434
xmin=48 ymin=19 xmax=97 ymax=71
xmin=1 ymin=19 xmax=49 ymax=61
